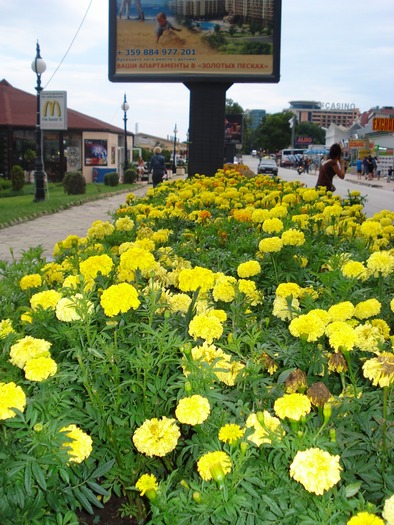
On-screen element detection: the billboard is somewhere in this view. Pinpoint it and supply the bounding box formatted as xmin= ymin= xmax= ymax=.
xmin=84 ymin=140 xmax=108 ymax=166
xmin=225 ymin=114 xmax=242 ymax=143
xmin=40 ymin=91 xmax=67 ymax=130
xmin=109 ymin=0 xmax=281 ymax=83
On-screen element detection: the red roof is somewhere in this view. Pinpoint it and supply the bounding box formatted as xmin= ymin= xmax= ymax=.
xmin=0 ymin=79 xmax=127 ymax=134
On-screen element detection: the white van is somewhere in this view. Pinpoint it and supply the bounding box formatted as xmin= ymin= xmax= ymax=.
xmin=251 ymin=150 xmax=257 ymax=157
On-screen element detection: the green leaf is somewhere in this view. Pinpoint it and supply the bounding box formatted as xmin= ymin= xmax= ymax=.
xmin=31 ymin=461 xmax=47 ymax=491
xmin=90 ymin=459 xmax=115 ymax=480
xmin=345 ymin=481 xmax=362 ymax=498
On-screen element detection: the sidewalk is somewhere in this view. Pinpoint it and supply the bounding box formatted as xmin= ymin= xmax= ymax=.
xmin=0 ymin=182 xmax=152 ymax=263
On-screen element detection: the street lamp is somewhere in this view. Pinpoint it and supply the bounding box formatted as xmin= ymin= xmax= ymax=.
xmin=121 ymin=93 xmax=129 ymax=172
xmin=172 ymin=123 xmax=177 ymax=173
xmin=31 ymin=41 xmax=46 ymax=202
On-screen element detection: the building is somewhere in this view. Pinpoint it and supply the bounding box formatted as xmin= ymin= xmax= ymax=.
xmin=0 ymin=79 xmax=133 ymax=183
xmin=287 ymin=100 xmax=360 ymax=128
xmin=245 ymin=109 xmax=266 ymax=130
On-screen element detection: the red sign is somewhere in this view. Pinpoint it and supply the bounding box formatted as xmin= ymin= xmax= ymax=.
xmin=373 ymin=118 xmax=394 ymax=132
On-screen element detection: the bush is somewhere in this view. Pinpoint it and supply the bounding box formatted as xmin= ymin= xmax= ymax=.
xmin=62 ymin=171 xmax=86 ymax=195
xmin=11 ymin=165 xmax=25 ymax=191
xmin=123 ymin=167 xmax=138 ymax=184
xmin=103 ymin=172 xmax=119 ymax=187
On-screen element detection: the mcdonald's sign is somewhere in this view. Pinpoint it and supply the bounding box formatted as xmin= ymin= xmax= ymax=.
xmin=40 ymin=91 xmax=67 ymax=130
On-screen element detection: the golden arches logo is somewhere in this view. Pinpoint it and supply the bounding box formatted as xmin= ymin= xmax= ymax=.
xmin=43 ymin=100 xmax=61 ymax=117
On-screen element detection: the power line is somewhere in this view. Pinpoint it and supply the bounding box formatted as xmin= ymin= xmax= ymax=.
xmin=44 ymin=0 xmax=94 ymax=89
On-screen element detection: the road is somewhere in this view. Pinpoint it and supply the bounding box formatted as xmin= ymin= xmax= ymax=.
xmin=242 ymin=155 xmax=394 ymax=218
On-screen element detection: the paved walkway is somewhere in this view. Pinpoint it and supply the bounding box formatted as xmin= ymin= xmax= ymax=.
xmin=0 ymin=183 xmax=152 ymax=263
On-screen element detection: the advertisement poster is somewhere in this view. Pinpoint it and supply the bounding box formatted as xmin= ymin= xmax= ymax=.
xmin=225 ymin=114 xmax=243 ymax=143
xmin=84 ymin=140 xmax=108 ymax=166
xmin=109 ymin=0 xmax=281 ymax=83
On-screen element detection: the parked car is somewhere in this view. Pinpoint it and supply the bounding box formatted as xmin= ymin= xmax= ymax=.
xmin=257 ymin=157 xmax=279 ymax=177
xmin=251 ymin=149 xmax=257 ymax=157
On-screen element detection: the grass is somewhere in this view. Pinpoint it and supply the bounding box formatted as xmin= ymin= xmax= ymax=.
xmin=0 ymin=182 xmax=136 ymax=228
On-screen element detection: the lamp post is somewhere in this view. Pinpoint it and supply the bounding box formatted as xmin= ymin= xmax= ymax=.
xmin=31 ymin=41 xmax=46 ymax=202
xmin=172 ymin=123 xmax=177 ymax=174
xmin=121 ymin=93 xmax=129 ymax=172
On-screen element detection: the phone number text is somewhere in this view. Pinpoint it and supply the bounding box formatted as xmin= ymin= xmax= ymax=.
xmin=124 ymin=48 xmax=196 ymax=56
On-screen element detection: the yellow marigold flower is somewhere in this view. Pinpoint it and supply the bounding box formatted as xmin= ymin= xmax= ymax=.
xmin=302 ymin=189 xmax=319 ymax=202
xmin=175 ymin=395 xmax=210 ymax=425
xmin=0 ymin=319 xmax=15 ymax=338
xmin=61 ymin=424 xmax=93 ymax=463
xmin=218 ymin=423 xmax=245 ymax=445
xmin=328 ymin=301 xmax=355 ymax=322
xmin=79 ymin=254 xmax=114 ymax=280
xmin=258 ymin=236 xmax=283 ymax=253
xmin=290 ymin=448 xmax=341 ymax=495
xmin=24 ymin=356 xmax=57 ymax=382
xmin=285 ymin=369 xmax=307 ymax=393
xmin=237 ymin=260 xmax=261 ymax=278
xmin=289 ymin=312 xmax=326 ymax=342
xmin=215 ymin=359 xmax=245 ymax=386
xmin=188 ymin=313 xmax=223 ymax=343
xmin=0 ymin=382 xmax=26 ymax=420
xmin=133 ymin=417 xmax=180 ymax=457
xmin=238 ymin=279 xmax=263 ymax=306
xmin=274 ymin=393 xmax=311 ymax=421
xmin=178 ymin=266 xmax=215 ymax=294
xmin=272 ymin=296 xmax=300 ymax=321
xmin=30 ymin=290 xmax=62 ymax=311
xmin=360 ymin=220 xmax=384 ymax=238
xmin=19 ymin=273 xmax=43 ymax=290
xmin=275 ymin=282 xmax=302 ymax=298
xmin=135 ymin=474 xmax=158 ymax=497
xmin=212 ymin=276 xmax=236 ymax=302
xmin=341 ymin=260 xmax=369 ymax=280
xmin=62 ymin=275 xmax=80 ymax=291
xmin=167 ymin=293 xmax=192 ymax=314
xmin=347 ymin=511 xmax=384 ymax=524
xmin=245 ymin=411 xmax=284 ymax=446
xmin=100 ymin=283 xmax=140 ymax=317
xmin=354 ymin=323 xmax=384 ymax=353
xmin=56 ymin=294 xmax=94 ymax=322
xmin=115 ymin=216 xmax=134 ymax=231
xmin=10 ymin=336 xmax=52 ymax=369
xmin=87 ymin=220 xmax=115 ymax=239
xmin=383 ymin=494 xmax=394 ymax=525
xmin=262 ymin=218 xmax=284 ymax=234
xmin=42 ymin=262 xmax=64 ymax=284
xmin=367 ymin=250 xmax=394 ymax=278
xmin=354 ymin=298 xmax=381 ymax=319
xmin=363 ymin=352 xmax=394 ymax=388
xmin=371 ymin=319 xmax=390 ymax=339
xmin=197 ymin=451 xmax=232 ymax=483
xmin=251 ymin=208 xmax=270 ymax=223
xmin=281 ymin=228 xmax=305 ymax=246
xmin=325 ymin=321 xmax=358 ymax=352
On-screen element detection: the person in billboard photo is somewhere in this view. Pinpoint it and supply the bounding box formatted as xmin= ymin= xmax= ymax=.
xmin=119 ymin=0 xmax=144 ymax=21
xmin=155 ymin=12 xmax=182 ymax=44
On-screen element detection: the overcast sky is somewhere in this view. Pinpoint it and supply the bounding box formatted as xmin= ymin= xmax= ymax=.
xmin=1 ymin=0 xmax=393 ymax=142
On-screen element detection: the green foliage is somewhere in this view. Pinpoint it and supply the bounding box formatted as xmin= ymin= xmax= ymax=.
xmin=298 ymin=121 xmax=326 ymax=145
xmin=63 ymin=171 xmax=86 ymax=195
xmin=11 ymin=165 xmax=25 ymax=191
xmin=256 ymin=111 xmax=295 ymax=152
xmin=103 ymin=172 xmax=119 ymax=187
xmin=123 ymin=167 xmax=138 ymax=184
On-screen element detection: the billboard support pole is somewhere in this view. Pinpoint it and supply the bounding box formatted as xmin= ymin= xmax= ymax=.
xmin=185 ymin=82 xmax=232 ymax=177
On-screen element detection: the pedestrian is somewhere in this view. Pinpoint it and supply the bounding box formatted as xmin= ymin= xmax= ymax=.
xmin=137 ymin=156 xmax=145 ymax=180
xmin=315 ymin=143 xmax=345 ymax=192
xmin=362 ymin=157 xmax=369 ymax=179
xmin=366 ymin=155 xmax=374 ymax=180
xmin=150 ymin=146 xmax=167 ymax=187
xmin=356 ymin=158 xmax=362 ymax=180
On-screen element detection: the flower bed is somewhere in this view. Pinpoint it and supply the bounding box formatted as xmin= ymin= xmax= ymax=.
xmin=0 ymin=169 xmax=393 ymax=525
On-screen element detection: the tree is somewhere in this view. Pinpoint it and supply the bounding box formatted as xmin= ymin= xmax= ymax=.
xmin=225 ymin=99 xmax=244 ymax=115
xmin=297 ymin=122 xmax=325 ymax=145
xmin=255 ymin=111 xmax=295 ymax=152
